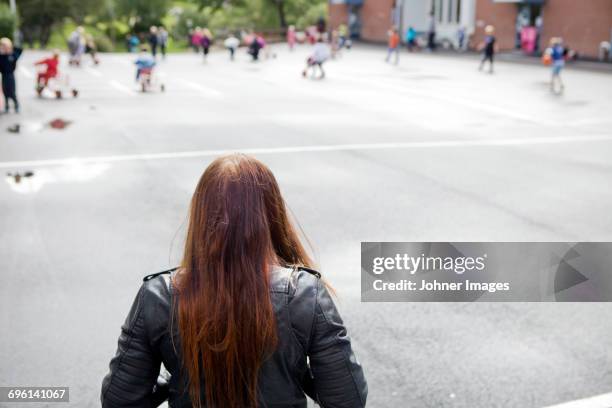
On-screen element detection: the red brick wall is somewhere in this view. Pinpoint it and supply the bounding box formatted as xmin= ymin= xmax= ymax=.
xmin=471 ymin=0 xmax=517 ymax=51
xmin=541 ymin=0 xmax=612 ymax=58
xmin=328 ymin=0 xmax=395 ymax=42
xmin=361 ymin=0 xmax=396 ymax=42
xmin=471 ymin=0 xmax=612 ymax=58
xmin=329 ymin=3 xmax=349 ymax=31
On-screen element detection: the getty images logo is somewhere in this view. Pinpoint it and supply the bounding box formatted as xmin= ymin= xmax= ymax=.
xmin=372 ymin=253 xmax=487 ymax=275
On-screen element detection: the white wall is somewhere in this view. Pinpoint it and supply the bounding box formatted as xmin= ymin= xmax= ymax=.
xmin=400 ymin=0 xmax=476 ymax=47
xmin=402 ymin=0 xmax=432 ymax=32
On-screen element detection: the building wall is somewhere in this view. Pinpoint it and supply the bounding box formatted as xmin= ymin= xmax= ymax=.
xmin=541 ymin=0 xmax=612 ymax=58
xmin=429 ymin=0 xmax=478 ymax=47
xmin=361 ymin=0 xmax=396 ymax=41
xmin=330 ymin=0 xmax=612 ymax=58
xmin=471 ymin=0 xmax=612 ymax=58
xmin=402 ymin=0 xmax=432 ymax=33
xmin=329 ymin=3 xmax=349 ymax=31
xmin=471 ymin=0 xmax=517 ymax=51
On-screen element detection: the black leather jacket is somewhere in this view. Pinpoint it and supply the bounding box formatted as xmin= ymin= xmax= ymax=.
xmin=101 ymin=266 xmax=367 ymax=407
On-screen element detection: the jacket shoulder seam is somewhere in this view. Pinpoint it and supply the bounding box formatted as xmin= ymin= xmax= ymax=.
xmin=298 ymin=266 xmax=321 ymax=279
xmin=307 ymin=277 xmax=321 ymax=352
xmin=143 ymin=267 xmax=178 ymax=282
xmin=343 ymin=345 xmax=366 ymax=407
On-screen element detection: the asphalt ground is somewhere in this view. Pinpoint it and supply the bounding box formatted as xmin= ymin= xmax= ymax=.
xmin=1 ymin=44 xmax=612 ymax=407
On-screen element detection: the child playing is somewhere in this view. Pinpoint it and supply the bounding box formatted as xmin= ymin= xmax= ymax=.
xmin=302 ymin=36 xmax=330 ymax=79
xmin=35 ymin=50 xmax=60 ymax=93
xmin=405 ymin=26 xmax=417 ymax=52
xmin=287 ymin=25 xmax=297 ymax=51
xmin=546 ymin=37 xmax=566 ymax=93
xmin=201 ymin=29 xmax=213 ymax=60
xmin=224 ymin=34 xmax=240 ymax=61
xmin=0 ymin=37 xmax=23 ymax=113
xmin=385 ymin=26 xmax=400 ymax=64
xmin=85 ymin=35 xmax=99 ymax=65
xmin=478 ymin=25 xmax=497 ymax=73
xmin=248 ymin=34 xmax=265 ymax=61
xmin=67 ymin=26 xmax=85 ymax=66
xmin=191 ymin=28 xmax=203 ymax=53
xmin=338 ymin=24 xmax=349 ymax=49
xmin=134 ymin=47 xmax=156 ymax=81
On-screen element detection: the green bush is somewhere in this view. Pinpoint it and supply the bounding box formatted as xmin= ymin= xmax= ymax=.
xmin=93 ymin=33 xmax=114 ymax=52
xmin=172 ymin=4 xmax=211 ymax=41
xmin=46 ymin=20 xmax=114 ymax=51
xmin=294 ymin=2 xmax=327 ymax=30
xmin=0 ymin=4 xmax=16 ymax=40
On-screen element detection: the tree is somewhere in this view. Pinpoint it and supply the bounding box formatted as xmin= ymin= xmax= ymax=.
xmin=115 ymin=0 xmax=172 ymax=30
xmin=190 ymin=0 xmax=228 ymax=10
xmin=17 ymin=0 xmax=100 ymax=47
xmin=0 ymin=4 xmax=16 ymax=39
xmin=184 ymin=0 xmax=325 ymax=31
xmin=18 ymin=0 xmax=66 ymax=47
xmin=268 ymin=0 xmax=327 ymax=30
xmin=269 ymin=0 xmax=286 ymax=29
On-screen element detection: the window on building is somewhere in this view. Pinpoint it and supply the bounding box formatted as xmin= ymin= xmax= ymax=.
xmin=456 ymin=0 xmax=462 ymax=23
xmin=434 ymin=0 xmax=443 ymax=23
xmin=433 ymin=0 xmax=462 ymax=25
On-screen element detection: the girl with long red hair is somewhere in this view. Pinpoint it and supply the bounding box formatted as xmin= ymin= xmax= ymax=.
xmin=101 ymin=154 xmax=367 ymax=407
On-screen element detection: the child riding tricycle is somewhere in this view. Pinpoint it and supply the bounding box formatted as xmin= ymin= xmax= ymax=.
xmin=135 ymin=47 xmax=164 ymax=93
xmin=35 ymin=50 xmax=78 ymax=99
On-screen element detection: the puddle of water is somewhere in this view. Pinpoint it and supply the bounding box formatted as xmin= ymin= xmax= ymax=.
xmin=7 ymin=124 xmax=20 ymax=133
xmin=5 ymin=162 xmax=110 ymax=194
xmin=6 ymin=171 xmax=34 ymax=183
xmin=4 ymin=122 xmax=47 ymax=133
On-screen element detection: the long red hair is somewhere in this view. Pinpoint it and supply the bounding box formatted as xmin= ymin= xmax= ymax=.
xmin=174 ymin=154 xmax=313 ymax=407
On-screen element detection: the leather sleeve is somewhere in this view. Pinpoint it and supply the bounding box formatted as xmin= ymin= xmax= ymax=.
xmin=308 ymin=280 xmax=368 ymax=407
xmin=101 ymin=283 xmax=162 ymax=408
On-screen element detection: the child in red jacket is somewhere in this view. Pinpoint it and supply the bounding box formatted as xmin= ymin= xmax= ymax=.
xmin=35 ymin=50 xmax=60 ymax=90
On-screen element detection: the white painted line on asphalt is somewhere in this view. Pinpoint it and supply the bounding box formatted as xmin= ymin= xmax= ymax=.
xmin=542 ymin=392 xmax=612 ymax=408
xmin=85 ymin=67 xmax=103 ymax=77
xmin=19 ymin=66 xmax=33 ymax=78
xmin=364 ymin=77 xmax=552 ymax=125
xmin=111 ymin=58 xmax=133 ymax=67
xmin=426 ymin=91 xmax=550 ymax=125
xmin=175 ymin=79 xmax=222 ymax=97
xmin=405 ymin=89 xmax=550 ymax=125
xmin=108 ymin=80 xmax=135 ymax=95
xmin=1 ymin=134 xmax=611 ymax=169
